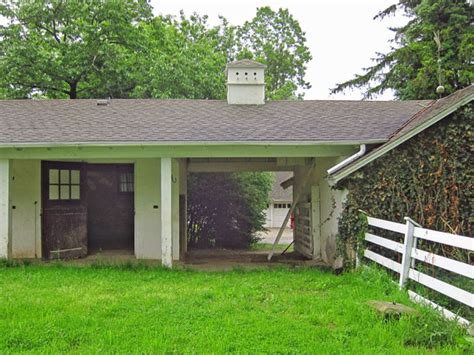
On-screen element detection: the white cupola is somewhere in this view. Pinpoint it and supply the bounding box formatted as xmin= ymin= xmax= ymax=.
xmin=226 ymin=59 xmax=266 ymax=105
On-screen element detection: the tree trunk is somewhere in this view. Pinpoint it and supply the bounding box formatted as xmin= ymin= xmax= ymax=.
xmin=69 ymin=81 xmax=78 ymax=99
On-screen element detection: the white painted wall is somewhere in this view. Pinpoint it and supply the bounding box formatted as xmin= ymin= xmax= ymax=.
xmin=0 ymin=159 xmax=11 ymax=259
xmin=227 ymin=66 xmax=265 ymax=105
xmin=291 ymin=157 xmax=348 ymax=264
xmin=135 ymin=159 xmax=162 ymax=259
xmin=11 ymin=160 xmax=41 ymax=258
xmin=135 ymin=158 xmax=181 ymax=261
xmin=171 ymin=159 xmax=180 ymax=261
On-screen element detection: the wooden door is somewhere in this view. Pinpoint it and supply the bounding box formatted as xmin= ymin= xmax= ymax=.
xmin=42 ymin=161 xmax=87 ymax=259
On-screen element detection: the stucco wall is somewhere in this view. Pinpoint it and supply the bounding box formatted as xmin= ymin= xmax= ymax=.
xmin=134 ymin=158 xmax=181 ymax=261
xmin=0 ymin=159 xmax=10 ymax=259
xmin=171 ymin=159 xmax=180 ymax=261
xmin=134 ymin=158 xmax=162 ymax=259
xmin=292 ymin=157 xmax=348 ymax=265
xmin=10 ymin=160 xmax=41 ymax=258
xmin=4 ymin=157 xmax=182 ymax=261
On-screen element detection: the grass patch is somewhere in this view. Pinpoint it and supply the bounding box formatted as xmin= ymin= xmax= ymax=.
xmin=251 ymin=242 xmax=293 ymax=252
xmin=0 ymin=263 xmax=470 ymax=353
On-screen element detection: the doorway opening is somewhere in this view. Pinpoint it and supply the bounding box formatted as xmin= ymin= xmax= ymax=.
xmin=86 ymin=164 xmax=134 ymax=253
xmin=41 ymin=162 xmax=134 ymax=259
xmin=185 ymin=162 xmax=306 ymax=267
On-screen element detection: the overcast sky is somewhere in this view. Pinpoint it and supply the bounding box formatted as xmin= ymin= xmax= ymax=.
xmin=151 ymin=0 xmax=408 ymax=100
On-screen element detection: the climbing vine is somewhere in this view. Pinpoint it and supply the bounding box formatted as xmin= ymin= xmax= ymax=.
xmin=336 ymin=104 xmax=473 ymax=267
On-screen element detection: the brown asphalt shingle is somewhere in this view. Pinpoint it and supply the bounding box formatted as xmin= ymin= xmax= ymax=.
xmin=0 ymin=99 xmax=431 ymax=144
xmin=331 ymin=85 xmax=474 ymax=179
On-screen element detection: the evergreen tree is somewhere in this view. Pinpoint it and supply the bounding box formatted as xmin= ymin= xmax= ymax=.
xmin=331 ymin=0 xmax=473 ymax=100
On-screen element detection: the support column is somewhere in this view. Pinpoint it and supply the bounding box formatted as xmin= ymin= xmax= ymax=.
xmin=0 ymin=160 xmax=11 ymax=259
xmin=161 ymin=158 xmax=173 ymax=267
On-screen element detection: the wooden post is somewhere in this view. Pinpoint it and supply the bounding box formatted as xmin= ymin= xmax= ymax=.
xmin=399 ymin=217 xmax=416 ymax=289
xmin=161 ymin=158 xmax=173 ymax=268
xmin=0 ymin=160 xmax=11 ymax=259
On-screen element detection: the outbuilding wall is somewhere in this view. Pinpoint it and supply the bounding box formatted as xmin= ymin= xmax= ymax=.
xmin=6 ymin=158 xmax=182 ymax=261
xmin=10 ymin=160 xmax=41 ymax=258
xmin=293 ymin=157 xmax=348 ymax=265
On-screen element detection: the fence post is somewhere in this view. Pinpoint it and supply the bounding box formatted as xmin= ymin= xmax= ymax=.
xmin=399 ymin=217 xmax=416 ymax=289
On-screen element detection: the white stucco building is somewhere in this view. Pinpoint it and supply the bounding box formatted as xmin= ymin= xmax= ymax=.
xmin=1 ymin=59 xmax=471 ymax=267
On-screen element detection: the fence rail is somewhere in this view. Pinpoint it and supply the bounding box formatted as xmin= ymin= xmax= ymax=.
xmin=362 ymin=213 xmax=473 ymax=326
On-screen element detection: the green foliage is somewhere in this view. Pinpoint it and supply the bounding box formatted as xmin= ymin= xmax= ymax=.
xmin=187 ymin=172 xmax=274 ymax=249
xmin=0 ymin=3 xmax=311 ymax=100
xmin=233 ymin=6 xmax=312 ymax=99
xmin=0 ymin=264 xmax=468 ymax=352
xmin=128 ymin=12 xmax=228 ymax=99
xmin=337 ymin=105 xmax=473 ymax=266
xmin=332 ymin=0 xmax=473 ymax=99
xmin=0 ymin=0 xmax=152 ymax=99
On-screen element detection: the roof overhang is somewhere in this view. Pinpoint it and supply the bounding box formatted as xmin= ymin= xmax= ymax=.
xmin=328 ymin=89 xmax=474 ymax=185
xmin=0 ymin=141 xmax=370 ymax=160
xmin=0 ymin=139 xmax=387 ymax=149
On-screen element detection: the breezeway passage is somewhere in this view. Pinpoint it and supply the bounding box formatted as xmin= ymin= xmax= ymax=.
xmin=0 ymin=263 xmax=467 ymax=353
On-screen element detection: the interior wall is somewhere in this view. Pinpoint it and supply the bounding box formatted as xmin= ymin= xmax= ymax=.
xmin=10 ymin=160 xmax=41 ymax=258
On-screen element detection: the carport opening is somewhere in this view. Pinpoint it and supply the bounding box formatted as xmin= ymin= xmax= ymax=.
xmin=185 ymin=166 xmax=306 ymax=265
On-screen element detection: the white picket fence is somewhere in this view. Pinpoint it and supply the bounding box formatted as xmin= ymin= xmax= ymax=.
xmin=362 ymin=213 xmax=473 ymax=326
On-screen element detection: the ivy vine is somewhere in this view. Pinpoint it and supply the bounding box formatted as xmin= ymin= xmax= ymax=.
xmin=336 ymin=104 xmax=473 ymax=267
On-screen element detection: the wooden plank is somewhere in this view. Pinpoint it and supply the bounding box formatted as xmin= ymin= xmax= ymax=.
xmin=296 ymin=224 xmax=310 ymax=233
xmin=408 ymin=291 xmax=470 ymax=326
xmin=367 ymin=216 xmax=405 ymax=234
xmin=365 ymin=233 xmax=403 ymax=253
xmin=295 ymin=242 xmax=312 ymax=258
xmin=413 ymin=227 xmax=473 ymax=251
xmin=408 ymin=269 xmax=473 ymax=308
xmin=412 ymin=248 xmax=473 ymax=279
xmin=364 ymin=250 xmax=402 ymax=273
xmin=296 ymin=235 xmax=312 ymax=247
xmin=311 ymin=185 xmax=320 ymax=259
xmin=399 ymin=219 xmax=415 ymax=289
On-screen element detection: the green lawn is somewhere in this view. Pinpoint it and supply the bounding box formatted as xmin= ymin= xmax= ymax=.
xmin=0 ymin=262 xmax=470 ymax=353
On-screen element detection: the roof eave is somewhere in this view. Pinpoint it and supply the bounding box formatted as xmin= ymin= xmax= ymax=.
xmin=329 ymin=90 xmax=474 ymax=185
xmin=0 ymin=138 xmax=388 ymax=149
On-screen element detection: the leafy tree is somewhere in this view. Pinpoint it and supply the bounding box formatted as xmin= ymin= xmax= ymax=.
xmin=187 ymin=172 xmax=273 ymax=249
xmin=331 ymin=0 xmax=473 ymax=100
xmin=0 ymin=0 xmax=152 ymax=99
xmin=233 ymin=7 xmax=312 ymax=99
xmin=129 ymin=12 xmax=228 ymax=99
xmin=127 ymin=8 xmax=312 ymax=100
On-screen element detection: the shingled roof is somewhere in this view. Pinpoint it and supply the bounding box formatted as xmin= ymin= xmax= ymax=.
xmin=0 ymin=99 xmax=431 ymax=145
xmin=329 ymin=85 xmax=474 ymax=183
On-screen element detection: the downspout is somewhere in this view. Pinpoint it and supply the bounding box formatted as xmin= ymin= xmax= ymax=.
xmin=327 ymin=144 xmax=366 ymax=175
